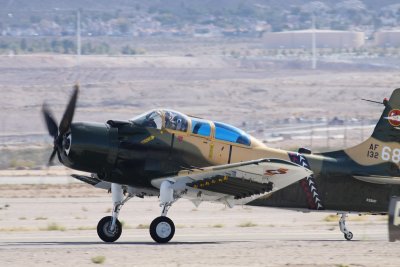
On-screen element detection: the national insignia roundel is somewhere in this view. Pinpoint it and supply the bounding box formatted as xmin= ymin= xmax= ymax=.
xmin=387 ymin=109 xmax=400 ymax=127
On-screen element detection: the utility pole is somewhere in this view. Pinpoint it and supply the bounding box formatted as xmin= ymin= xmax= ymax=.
xmin=312 ymin=15 xmax=317 ymax=70
xmin=76 ymin=9 xmax=81 ymax=82
xmin=76 ymin=9 xmax=81 ymax=63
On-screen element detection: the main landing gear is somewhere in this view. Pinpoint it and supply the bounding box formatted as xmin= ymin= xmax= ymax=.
xmin=97 ymin=183 xmax=133 ymax=242
xmin=149 ymin=180 xmax=177 ymax=243
xmin=97 ymin=181 xmax=178 ymax=243
xmin=339 ymin=213 xmax=353 ymax=241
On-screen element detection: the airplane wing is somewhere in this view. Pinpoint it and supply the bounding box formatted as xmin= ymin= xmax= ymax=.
xmin=71 ymin=173 xmax=159 ymax=197
xmin=151 ymin=158 xmax=313 ymax=207
xmin=71 ymin=174 xmax=111 ymax=189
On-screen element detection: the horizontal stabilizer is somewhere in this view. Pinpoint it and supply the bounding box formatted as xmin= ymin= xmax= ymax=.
xmin=353 ymin=175 xmax=400 ymax=185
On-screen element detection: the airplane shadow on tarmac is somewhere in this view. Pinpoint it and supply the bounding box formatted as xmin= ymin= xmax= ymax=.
xmin=3 ymin=239 xmax=364 ymax=247
xmin=286 ymin=239 xmax=362 ymax=242
xmin=4 ymin=241 xmax=231 ymax=246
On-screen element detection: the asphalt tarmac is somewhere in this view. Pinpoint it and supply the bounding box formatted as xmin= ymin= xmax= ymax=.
xmin=0 ymin=197 xmax=398 ymax=266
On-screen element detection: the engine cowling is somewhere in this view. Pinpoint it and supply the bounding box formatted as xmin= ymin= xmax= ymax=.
xmin=60 ymin=122 xmax=118 ymax=173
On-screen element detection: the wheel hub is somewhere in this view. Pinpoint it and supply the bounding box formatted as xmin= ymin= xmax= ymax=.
xmin=156 ymin=221 xmax=171 ymax=238
xmin=103 ymin=221 xmax=117 ymax=237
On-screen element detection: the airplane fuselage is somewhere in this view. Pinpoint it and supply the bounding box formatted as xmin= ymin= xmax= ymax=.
xmin=60 ymin=115 xmax=400 ymax=214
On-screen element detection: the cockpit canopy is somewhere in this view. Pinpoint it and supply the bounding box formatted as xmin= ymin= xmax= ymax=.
xmin=131 ymin=110 xmax=164 ymax=129
xmin=131 ymin=109 xmax=189 ymax=132
xmin=130 ymin=109 xmax=251 ymax=146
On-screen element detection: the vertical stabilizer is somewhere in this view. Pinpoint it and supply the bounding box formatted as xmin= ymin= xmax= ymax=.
xmin=371 ymin=88 xmax=400 ymax=143
xmin=344 ymin=89 xmax=400 ymax=168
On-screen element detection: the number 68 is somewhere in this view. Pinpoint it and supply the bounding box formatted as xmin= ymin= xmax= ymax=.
xmin=382 ymin=146 xmax=400 ymax=163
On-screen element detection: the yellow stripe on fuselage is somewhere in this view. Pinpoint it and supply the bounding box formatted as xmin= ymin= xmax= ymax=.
xmin=141 ymin=135 xmax=155 ymax=144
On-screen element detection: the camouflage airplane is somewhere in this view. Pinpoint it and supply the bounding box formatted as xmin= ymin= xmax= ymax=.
xmin=42 ymin=85 xmax=400 ymax=243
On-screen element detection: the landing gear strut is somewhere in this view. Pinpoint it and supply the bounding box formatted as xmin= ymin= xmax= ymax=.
xmin=149 ymin=181 xmax=177 ymax=243
xmin=339 ymin=213 xmax=353 ymax=241
xmin=97 ymin=183 xmax=132 ymax=242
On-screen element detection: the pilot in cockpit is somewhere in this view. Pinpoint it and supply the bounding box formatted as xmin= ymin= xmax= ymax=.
xmin=164 ymin=111 xmax=176 ymax=130
xmin=164 ymin=111 xmax=188 ymax=132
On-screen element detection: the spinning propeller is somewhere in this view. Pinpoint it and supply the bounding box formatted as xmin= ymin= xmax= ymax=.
xmin=42 ymin=84 xmax=79 ymax=165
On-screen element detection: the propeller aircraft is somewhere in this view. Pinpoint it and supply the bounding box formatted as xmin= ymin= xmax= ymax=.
xmin=42 ymin=85 xmax=400 ymax=243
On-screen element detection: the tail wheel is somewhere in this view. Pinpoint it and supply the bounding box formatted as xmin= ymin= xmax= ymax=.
xmin=344 ymin=232 xmax=353 ymax=241
xmin=97 ymin=216 xmax=122 ymax=243
xmin=150 ymin=216 xmax=175 ymax=243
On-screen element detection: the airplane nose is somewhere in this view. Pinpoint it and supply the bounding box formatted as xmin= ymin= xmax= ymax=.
xmin=60 ymin=122 xmax=117 ymax=173
xmin=62 ymin=132 xmax=72 ymax=155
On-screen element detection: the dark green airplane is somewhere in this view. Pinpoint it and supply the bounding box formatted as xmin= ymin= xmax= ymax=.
xmin=42 ymin=85 xmax=400 ymax=243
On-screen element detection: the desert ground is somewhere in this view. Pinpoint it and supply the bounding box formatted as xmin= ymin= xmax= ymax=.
xmin=1 ymin=52 xmax=399 ymax=168
xmin=1 ymin=39 xmax=400 ymax=266
xmin=1 ymin=53 xmax=398 ymax=149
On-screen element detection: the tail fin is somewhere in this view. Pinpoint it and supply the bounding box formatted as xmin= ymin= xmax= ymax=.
xmin=371 ymin=88 xmax=400 ymax=143
xmin=343 ymin=89 xmax=400 ymax=170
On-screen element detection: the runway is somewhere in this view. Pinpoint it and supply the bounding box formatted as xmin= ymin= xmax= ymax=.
xmin=1 ymin=229 xmax=395 ymax=267
xmin=0 ymin=231 xmax=395 ymax=267
xmin=0 ymin=197 xmax=398 ymax=266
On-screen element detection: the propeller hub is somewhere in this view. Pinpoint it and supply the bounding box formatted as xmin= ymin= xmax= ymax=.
xmin=63 ymin=133 xmax=72 ymax=155
xmin=42 ymin=84 xmax=79 ymax=166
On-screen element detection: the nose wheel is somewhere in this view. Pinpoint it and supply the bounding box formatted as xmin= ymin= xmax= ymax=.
xmin=344 ymin=231 xmax=354 ymax=241
xmin=150 ymin=216 xmax=175 ymax=243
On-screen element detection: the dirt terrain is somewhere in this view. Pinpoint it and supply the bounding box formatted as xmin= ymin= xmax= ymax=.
xmin=1 ymin=53 xmax=399 ymax=168
xmin=1 ymin=55 xmax=396 ymax=136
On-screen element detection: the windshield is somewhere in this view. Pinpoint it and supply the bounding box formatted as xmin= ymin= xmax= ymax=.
xmin=130 ymin=110 xmax=162 ymax=129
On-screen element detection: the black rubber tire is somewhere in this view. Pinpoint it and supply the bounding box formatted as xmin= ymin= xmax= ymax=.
xmin=149 ymin=216 xmax=175 ymax=243
xmin=344 ymin=232 xmax=353 ymax=241
xmin=97 ymin=216 xmax=122 ymax=243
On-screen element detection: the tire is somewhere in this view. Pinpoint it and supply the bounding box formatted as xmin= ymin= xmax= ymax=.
xmin=344 ymin=232 xmax=353 ymax=241
xmin=149 ymin=216 xmax=175 ymax=243
xmin=97 ymin=216 xmax=122 ymax=243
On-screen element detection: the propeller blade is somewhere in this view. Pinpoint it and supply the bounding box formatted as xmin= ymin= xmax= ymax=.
xmin=42 ymin=103 xmax=59 ymax=139
xmin=59 ymin=84 xmax=79 ymax=136
xmin=48 ymin=149 xmax=57 ymax=166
